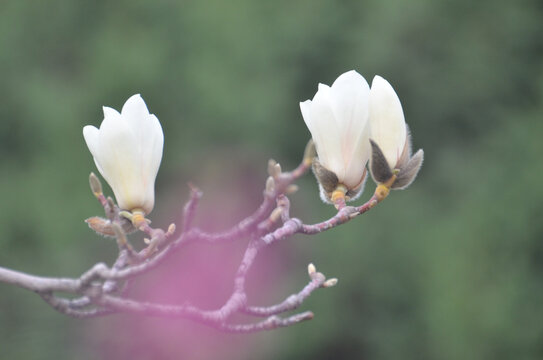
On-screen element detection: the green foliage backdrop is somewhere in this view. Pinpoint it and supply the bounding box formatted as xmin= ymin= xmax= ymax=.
xmin=0 ymin=0 xmax=542 ymax=359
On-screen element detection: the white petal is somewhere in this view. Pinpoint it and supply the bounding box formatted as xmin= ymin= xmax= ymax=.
xmin=329 ymin=70 xmax=371 ymax=186
xmin=342 ymin=123 xmax=370 ymax=188
xmin=299 ymin=99 xmax=312 ymax=126
xmin=121 ymin=94 xmax=150 ymax=136
xmin=139 ymin=114 xmax=164 ymax=201
xmin=83 ymin=125 xmax=100 ymax=157
xmin=307 ymin=88 xmax=346 ymax=181
xmin=300 ymin=72 xmax=373 ymax=189
xmin=317 ymin=83 xmax=330 ymax=93
xmin=121 ymin=94 xmax=148 ymax=116
xmin=103 ymin=106 xmax=120 ymax=119
xmin=369 ymin=76 xmax=407 ymax=168
xmin=96 ymin=113 xmax=146 ymax=211
xmin=329 ymin=70 xmax=369 ymax=130
xmin=301 ymin=97 xmax=339 ymax=178
xmin=141 ymin=114 xmax=164 ymax=154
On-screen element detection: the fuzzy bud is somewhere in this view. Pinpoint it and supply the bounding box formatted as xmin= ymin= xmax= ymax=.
xmin=167 ymin=223 xmax=176 ymax=236
xmin=285 ymin=184 xmax=299 ymax=195
xmin=265 ymin=176 xmax=276 ymax=193
xmin=323 ymin=278 xmax=338 ymax=288
xmin=272 ymin=163 xmax=282 ymax=177
xmin=269 ymin=207 xmax=283 ymax=223
xmin=267 ymin=159 xmax=277 ymax=177
xmin=89 ymin=172 xmax=103 ymax=196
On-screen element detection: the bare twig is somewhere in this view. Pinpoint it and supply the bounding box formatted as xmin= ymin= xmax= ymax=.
xmin=219 ymin=311 xmax=314 ymax=333
xmin=182 ymin=184 xmax=203 ymax=232
xmin=188 ymin=160 xmax=310 ymax=243
xmin=243 ymin=271 xmax=327 ymax=317
xmin=39 ymin=292 xmax=113 ymax=318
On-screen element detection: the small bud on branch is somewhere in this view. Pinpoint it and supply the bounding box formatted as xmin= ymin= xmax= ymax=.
xmin=323 ymin=278 xmax=338 ymax=288
xmin=265 ymin=176 xmax=275 ymax=193
xmin=89 ymin=172 xmax=103 ymax=197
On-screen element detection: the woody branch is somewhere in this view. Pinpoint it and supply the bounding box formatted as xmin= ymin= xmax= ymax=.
xmin=0 ymin=152 xmax=383 ymax=332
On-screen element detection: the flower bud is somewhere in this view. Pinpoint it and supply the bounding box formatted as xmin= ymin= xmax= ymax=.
xmin=368 ymin=76 xmax=423 ymax=190
xmin=85 ymin=216 xmax=136 ymax=237
xmin=300 ymin=70 xmax=371 ymax=203
xmin=307 ymin=263 xmax=316 ymax=275
xmin=271 ymin=163 xmax=282 ymax=177
xmin=265 ymin=176 xmax=275 ymax=193
xmin=285 ymin=184 xmax=299 ymax=195
xmin=323 ymin=278 xmax=338 ymax=288
xmin=83 ymin=94 xmax=164 ymax=215
xmin=89 ymin=172 xmax=103 ymax=196
xmin=267 ymin=159 xmax=277 ymax=177
xmin=167 ymin=223 xmax=176 ymax=236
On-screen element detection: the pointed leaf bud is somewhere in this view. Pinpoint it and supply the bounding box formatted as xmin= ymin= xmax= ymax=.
xmin=167 ymin=223 xmax=176 ymax=236
xmin=267 ymin=159 xmax=277 ymax=177
xmin=300 ymin=70 xmax=371 ymax=204
xmin=272 ymin=163 xmax=282 ymax=177
xmin=269 ymin=207 xmax=283 ymax=223
xmin=265 ymin=176 xmax=275 ymax=193
xmin=308 ymin=263 xmax=317 ymax=275
xmin=85 ymin=217 xmax=114 ymax=237
xmin=323 ymin=278 xmax=338 ymax=288
xmin=89 ymin=172 xmax=103 ymax=196
xmin=83 ymin=94 xmax=164 ymax=215
xmin=85 ymin=217 xmax=136 ymax=237
xmin=285 ymin=184 xmax=299 ymax=195
xmin=106 ymin=196 xmax=116 ymax=209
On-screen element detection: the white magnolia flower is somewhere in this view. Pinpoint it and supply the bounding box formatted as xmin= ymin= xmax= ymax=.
xmin=83 ymin=94 xmax=164 ymax=214
xmin=368 ymin=76 xmax=423 ymax=190
xmin=300 ymin=70 xmax=371 ymax=202
xmin=369 ymin=76 xmax=407 ymax=170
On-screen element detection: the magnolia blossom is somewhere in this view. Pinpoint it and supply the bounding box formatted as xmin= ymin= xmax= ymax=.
xmin=83 ymin=94 xmax=164 ymax=214
xmin=368 ymin=76 xmax=423 ymax=189
xmin=369 ymin=76 xmax=407 ymax=169
xmin=300 ymin=70 xmax=371 ymax=202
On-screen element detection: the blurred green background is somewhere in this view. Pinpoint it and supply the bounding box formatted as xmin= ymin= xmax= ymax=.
xmin=1 ymin=0 xmax=542 ymax=359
